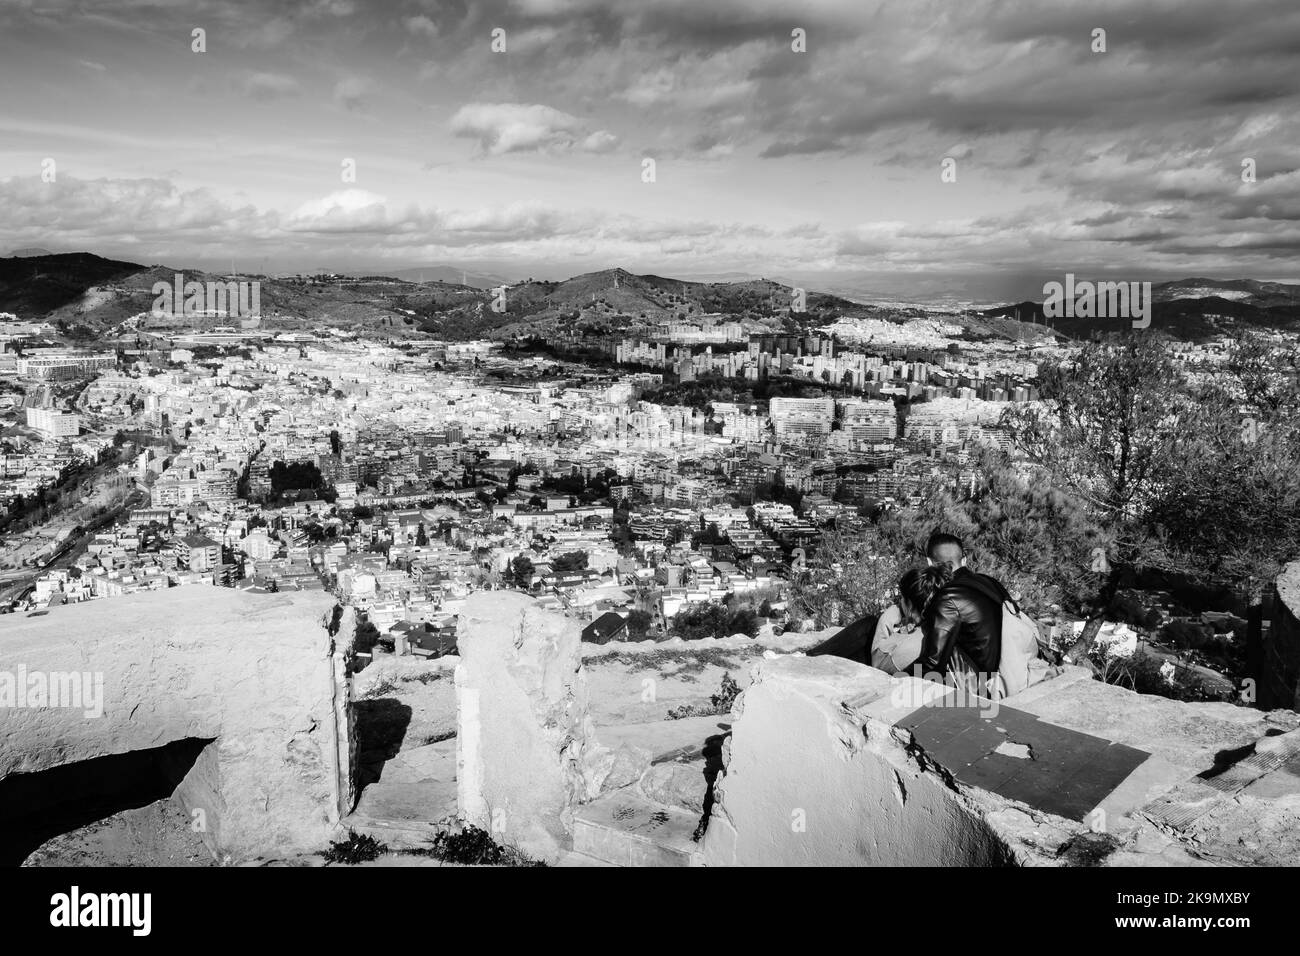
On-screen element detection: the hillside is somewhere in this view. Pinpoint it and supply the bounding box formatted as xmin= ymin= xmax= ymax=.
xmin=983 ymin=278 xmax=1300 ymax=340
xmin=0 ymin=253 xmax=146 ymax=318
xmin=410 ymin=268 xmax=863 ymax=341
xmin=0 ymin=254 xmax=469 ymax=336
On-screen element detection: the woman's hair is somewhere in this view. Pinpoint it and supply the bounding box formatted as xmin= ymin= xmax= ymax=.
xmin=897 ymin=565 xmax=952 ymax=625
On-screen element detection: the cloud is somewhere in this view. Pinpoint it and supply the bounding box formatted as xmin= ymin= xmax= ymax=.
xmin=334 ymin=76 xmax=374 ymax=111
xmin=403 ymin=15 xmax=438 ymax=37
xmin=450 ymin=102 xmax=616 ymax=155
xmin=240 ymin=72 xmax=300 ymax=101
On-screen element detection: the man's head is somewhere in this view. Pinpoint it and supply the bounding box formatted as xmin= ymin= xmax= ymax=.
xmin=926 ymin=531 xmax=965 ymax=572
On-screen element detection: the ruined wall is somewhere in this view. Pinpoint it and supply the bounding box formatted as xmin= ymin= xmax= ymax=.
xmin=701 ymin=657 xmax=1016 ymax=866
xmin=455 ymin=591 xmax=602 ymax=863
xmin=0 ymin=588 xmax=353 ymax=862
xmin=701 ymin=650 xmax=1300 ymax=868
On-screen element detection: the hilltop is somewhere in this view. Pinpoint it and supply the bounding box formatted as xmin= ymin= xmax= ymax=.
xmin=411 ymin=268 xmax=863 ymax=341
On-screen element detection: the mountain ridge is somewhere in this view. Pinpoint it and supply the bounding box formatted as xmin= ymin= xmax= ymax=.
xmin=2 ymin=252 xmax=1296 ymax=343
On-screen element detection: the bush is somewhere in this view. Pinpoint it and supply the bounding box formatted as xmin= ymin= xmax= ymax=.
xmin=422 ymin=825 xmax=545 ymax=866
xmin=671 ymin=602 xmax=760 ymax=641
xmin=322 ymin=830 xmax=387 ymax=864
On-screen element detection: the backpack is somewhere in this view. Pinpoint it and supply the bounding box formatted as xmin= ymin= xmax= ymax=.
xmin=954 ymin=574 xmax=1046 ymax=699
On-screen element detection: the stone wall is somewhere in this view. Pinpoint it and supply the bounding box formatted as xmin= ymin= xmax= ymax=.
xmin=702 ymin=654 xmax=1300 ymax=867
xmin=701 ymin=657 xmax=1016 ymax=866
xmin=0 ymin=588 xmax=354 ymax=862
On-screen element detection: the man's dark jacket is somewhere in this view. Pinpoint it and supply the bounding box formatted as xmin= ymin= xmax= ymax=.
xmin=915 ymin=568 xmax=1009 ymax=677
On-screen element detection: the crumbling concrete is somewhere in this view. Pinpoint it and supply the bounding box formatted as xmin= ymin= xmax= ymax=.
xmin=701 ymin=652 xmax=1300 ymax=867
xmin=701 ymin=657 xmax=1019 ymax=866
xmin=0 ymin=588 xmax=354 ymax=862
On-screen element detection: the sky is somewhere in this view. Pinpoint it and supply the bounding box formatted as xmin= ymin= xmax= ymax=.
xmin=0 ymin=0 xmax=1298 ymax=302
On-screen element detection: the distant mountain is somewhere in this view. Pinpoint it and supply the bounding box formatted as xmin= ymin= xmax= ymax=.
xmin=384 ymin=266 xmax=509 ymax=290
xmin=415 ymin=267 xmax=863 ymax=341
xmin=1152 ymin=277 xmax=1300 ymax=308
xmin=983 ymin=278 xmax=1300 ymax=340
xmin=7 ymin=247 xmax=54 ymax=258
xmin=8 ymin=252 xmax=1291 ymax=345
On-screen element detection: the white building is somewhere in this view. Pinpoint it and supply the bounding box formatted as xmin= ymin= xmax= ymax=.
xmin=25 ymin=407 xmax=81 ymax=439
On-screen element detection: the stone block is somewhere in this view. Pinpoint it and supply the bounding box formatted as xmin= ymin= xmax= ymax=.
xmin=0 ymin=588 xmax=353 ymax=863
xmin=454 ymin=591 xmax=599 ymax=863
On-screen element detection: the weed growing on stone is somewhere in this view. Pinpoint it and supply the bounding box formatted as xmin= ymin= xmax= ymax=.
xmin=667 ymin=672 xmax=741 ymax=720
xmin=322 ymin=830 xmax=388 ymax=865
xmin=360 ymin=678 xmax=399 ymax=699
xmin=401 ymin=671 xmax=443 ymax=684
xmin=593 ymin=647 xmax=757 ymax=679
xmin=407 ymin=825 xmax=546 ymax=866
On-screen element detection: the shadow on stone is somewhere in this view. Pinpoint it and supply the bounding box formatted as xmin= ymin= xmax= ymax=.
xmin=0 ymin=737 xmax=213 ymax=866
xmin=692 ymin=731 xmax=729 ymax=842
xmin=354 ymin=698 xmax=413 ymax=791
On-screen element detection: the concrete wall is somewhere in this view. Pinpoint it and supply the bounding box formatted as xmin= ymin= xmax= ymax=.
xmin=701 ymin=656 xmax=1014 ymax=866
xmin=0 ymin=588 xmax=353 ymax=862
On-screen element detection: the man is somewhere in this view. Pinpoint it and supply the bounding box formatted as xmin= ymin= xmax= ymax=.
xmin=913 ymin=531 xmax=1011 ymax=682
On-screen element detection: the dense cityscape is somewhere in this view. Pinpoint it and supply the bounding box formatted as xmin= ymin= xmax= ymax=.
xmin=0 ymin=296 xmax=1282 ymax=689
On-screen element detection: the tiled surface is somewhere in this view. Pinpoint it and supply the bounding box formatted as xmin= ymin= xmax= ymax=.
xmin=895 ymin=704 xmax=1149 ymax=822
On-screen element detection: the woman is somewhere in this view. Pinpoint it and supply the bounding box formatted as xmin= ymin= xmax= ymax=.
xmin=869 ymin=566 xmax=950 ymax=674
xmin=896 ymin=565 xmax=987 ymax=697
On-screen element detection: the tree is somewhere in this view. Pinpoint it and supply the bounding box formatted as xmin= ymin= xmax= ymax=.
xmin=415 ymin=522 xmax=429 ymax=546
xmin=1003 ymin=332 xmax=1300 ymax=661
xmin=691 ymin=522 xmax=726 ymax=549
xmin=510 ymin=555 xmax=535 ymax=589
xmin=626 ymin=608 xmax=654 ymax=640
xmin=1000 ymin=336 xmax=1183 ymax=659
xmin=551 ymin=550 xmax=589 ymax=574
xmin=671 ymin=601 xmax=761 ymax=640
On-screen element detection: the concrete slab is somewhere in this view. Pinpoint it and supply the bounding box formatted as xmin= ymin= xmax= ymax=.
xmin=573 ymin=791 xmax=702 ymax=867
